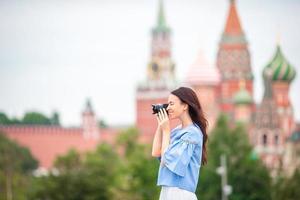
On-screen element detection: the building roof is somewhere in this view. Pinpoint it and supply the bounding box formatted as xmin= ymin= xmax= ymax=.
xmin=263 ymin=45 xmax=296 ymax=83
xmin=220 ymin=0 xmax=247 ymax=45
xmin=224 ymin=0 xmax=243 ymax=36
xmin=233 ymin=81 xmax=252 ymax=104
xmin=184 ymin=51 xmax=220 ymax=86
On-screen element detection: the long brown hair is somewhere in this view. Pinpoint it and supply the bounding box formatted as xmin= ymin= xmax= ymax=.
xmin=171 ymin=87 xmax=208 ymax=165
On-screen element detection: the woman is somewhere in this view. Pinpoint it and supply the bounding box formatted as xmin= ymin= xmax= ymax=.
xmin=152 ymin=87 xmax=208 ymax=200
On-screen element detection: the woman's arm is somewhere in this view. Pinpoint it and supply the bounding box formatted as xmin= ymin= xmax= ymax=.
xmin=158 ymin=109 xmax=171 ymax=156
xmin=161 ymin=129 xmax=171 ymax=156
xmin=151 ymin=126 xmax=162 ymax=157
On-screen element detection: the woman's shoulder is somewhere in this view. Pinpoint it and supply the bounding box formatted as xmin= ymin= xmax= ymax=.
xmin=181 ymin=124 xmax=203 ymax=144
xmin=171 ymin=125 xmax=183 ymax=134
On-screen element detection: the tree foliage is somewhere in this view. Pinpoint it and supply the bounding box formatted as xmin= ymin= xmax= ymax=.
xmin=29 ymin=127 xmax=160 ymax=200
xmin=0 ymin=133 xmax=38 ymax=200
xmin=272 ymin=165 xmax=300 ymax=200
xmin=116 ymin=127 xmax=160 ymax=200
xmin=22 ymin=112 xmax=52 ymax=125
xmin=196 ymin=115 xmax=272 ymax=200
xmin=0 ymin=111 xmax=60 ymax=125
xmin=29 ymin=144 xmax=121 ymax=200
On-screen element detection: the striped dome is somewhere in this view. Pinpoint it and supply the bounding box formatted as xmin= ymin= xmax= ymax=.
xmin=263 ymin=45 xmax=296 ymax=82
xmin=185 ymin=51 xmax=220 ymax=85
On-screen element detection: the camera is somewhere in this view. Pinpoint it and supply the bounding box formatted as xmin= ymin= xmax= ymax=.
xmin=152 ymin=104 xmax=169 ymax=114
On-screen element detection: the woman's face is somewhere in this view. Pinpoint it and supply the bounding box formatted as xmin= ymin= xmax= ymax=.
xmin=167 ymin=94 xmax=187 ymax=119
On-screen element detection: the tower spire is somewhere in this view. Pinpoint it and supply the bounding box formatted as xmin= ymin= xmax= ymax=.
xmin=84 ymin=98 xmax=93 ymax=113
xmin=153 ymin=0 xmax=169 ymax=33
xmin=224 ymin=0 xmax=243 ymax=36
xmin=276 ymin=27 xmax=281 ymax=46
xmin=157 ymin=0 xmax=166 ymax=28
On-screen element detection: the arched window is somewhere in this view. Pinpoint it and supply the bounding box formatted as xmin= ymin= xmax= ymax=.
xmin=263 ymin=134 xmax=267 ymax=146
xmin=274 ymin=135 xmax=279 ymax=145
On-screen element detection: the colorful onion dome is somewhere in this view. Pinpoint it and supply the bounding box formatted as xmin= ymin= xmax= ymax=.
xmin=263 ymin=45 xmax=296 ymax=83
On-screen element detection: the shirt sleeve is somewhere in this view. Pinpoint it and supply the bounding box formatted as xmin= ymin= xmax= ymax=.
xmin=162 ymin=131 xmax=200 ymax=177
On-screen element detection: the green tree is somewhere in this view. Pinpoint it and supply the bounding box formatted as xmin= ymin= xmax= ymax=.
xmin=0 ymin=132 xmax=38 ymax=200
xmin=28 ymin=149 xmax=84 ymax=200
xmin=22 ymin=112 xmax=52 ymax=125
xmin=29 ymin=144 xmax=122 ymax=200
xmin=9 ymin=118 xmax=21 ymax=125
xmin=0 ymin=113 xmax=10 ymax=125
xmin=83 ymin=143 xmax=123 ymax=200
xmin=116 ymin=127 xmax=160 ymax=200
xmin=272 ymin=164 xmax=300 ymax=200
xmin=0 ymin=111 xmax=60 ymax=125
xmin=196 ymin=115 xmax=271 ymax=200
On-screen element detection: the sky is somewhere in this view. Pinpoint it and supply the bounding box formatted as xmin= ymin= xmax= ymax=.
xmin=0 ymin=0 xmax=299 ymax=127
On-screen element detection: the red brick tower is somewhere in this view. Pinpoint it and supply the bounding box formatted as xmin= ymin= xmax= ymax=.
xmin=82 ymin=99 xmax=100 ymax=140
xmin=217 ymin=0 xmax=253 ymax=119
xmin=136 ymin=0 xmax=177 ymax=138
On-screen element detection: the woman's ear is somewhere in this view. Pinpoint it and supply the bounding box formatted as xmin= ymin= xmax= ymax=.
xmin=183 ymin=103 xmax=188 ymax=111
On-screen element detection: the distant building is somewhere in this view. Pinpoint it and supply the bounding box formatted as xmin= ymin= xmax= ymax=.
xmin=0 ymin=99 xmax=120 ymax=170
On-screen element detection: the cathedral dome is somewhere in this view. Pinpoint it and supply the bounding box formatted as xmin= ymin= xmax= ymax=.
xmin=185 ymin=51 xmax=220 ymax=86
xmin=233 ymin=81 xmax=252 ymax=104
xmin=263 ymin=45 xmax=296 ymax=83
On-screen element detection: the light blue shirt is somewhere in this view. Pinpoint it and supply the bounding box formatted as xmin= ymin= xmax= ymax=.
xmin=157 ymin=123 xmax=203 ymax=193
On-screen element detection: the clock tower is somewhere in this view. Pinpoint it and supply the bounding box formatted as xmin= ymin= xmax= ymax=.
xmin=136 ymin=0 xmax=177 ymax=139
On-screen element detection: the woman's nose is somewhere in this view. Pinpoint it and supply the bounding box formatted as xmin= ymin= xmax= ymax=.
xmin=167 ymin=105 xmax=170 ymax=110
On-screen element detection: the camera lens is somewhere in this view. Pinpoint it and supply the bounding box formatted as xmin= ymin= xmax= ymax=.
xmin=152 ymin=104 xmax=169 ymax=114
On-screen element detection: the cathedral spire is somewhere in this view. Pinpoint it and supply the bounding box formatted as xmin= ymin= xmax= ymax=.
xmin=224 ymin=0 xmax=243 ymax=36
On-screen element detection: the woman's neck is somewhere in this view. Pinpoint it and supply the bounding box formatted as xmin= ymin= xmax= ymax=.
xmin=180 ymin=113 xmax=193 ymax=128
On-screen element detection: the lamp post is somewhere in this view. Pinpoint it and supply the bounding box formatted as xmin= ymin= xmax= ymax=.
xmin=216 ymin=154 xmax=232 ymax=200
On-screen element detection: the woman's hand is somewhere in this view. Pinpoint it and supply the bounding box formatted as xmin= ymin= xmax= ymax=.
xmin=157 ymin=108 xmax=171 ymax=155
xmin=157 ymin=108 xmax=170 ymax=133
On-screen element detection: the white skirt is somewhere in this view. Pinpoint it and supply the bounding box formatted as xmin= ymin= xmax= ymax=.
xmin=159 ymin=186 xmax=198 ymax=200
